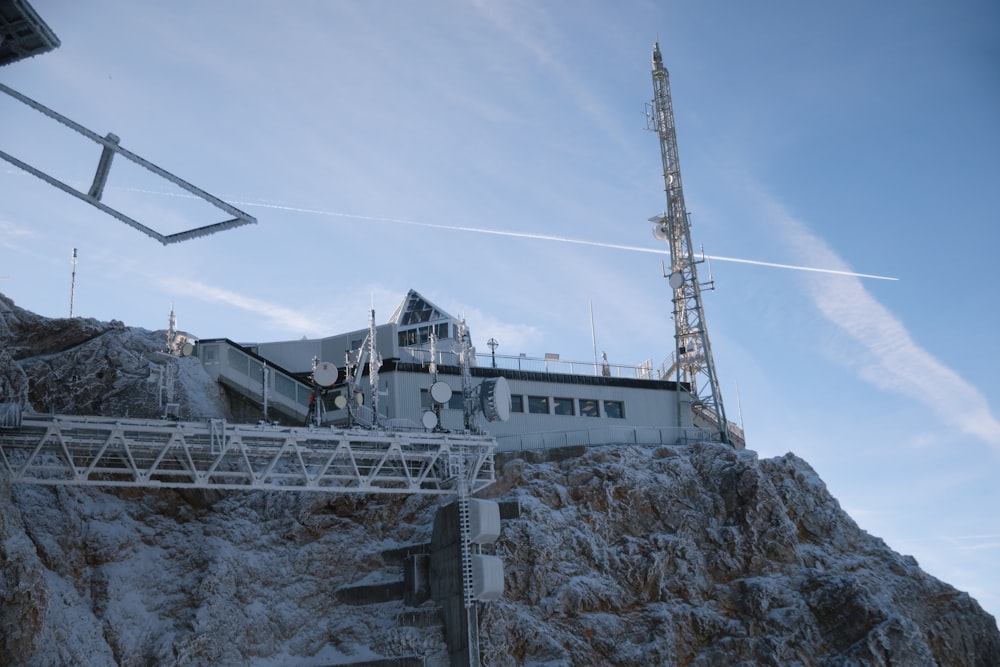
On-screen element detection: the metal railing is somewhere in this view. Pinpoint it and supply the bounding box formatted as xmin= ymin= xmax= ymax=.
xmin=403 ymin=348 xmax=656 ymax=380
xmin=495 ymin=425 xmax=718 ymax=452
xmin=477 ymin=352 xmax=655 ymax=379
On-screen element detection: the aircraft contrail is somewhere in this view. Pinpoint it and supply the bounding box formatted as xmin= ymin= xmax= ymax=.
xmin=234 ymin=200 xmax=899 ymax=282
xmin=123 ymin=187 xmax=900 ymax=281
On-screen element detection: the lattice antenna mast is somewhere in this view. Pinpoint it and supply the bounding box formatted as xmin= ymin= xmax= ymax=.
xmin=647 ymin=42 xmax=730 ymax=445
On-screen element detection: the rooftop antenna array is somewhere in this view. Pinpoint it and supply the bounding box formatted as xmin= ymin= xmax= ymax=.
xmin=647 ymin=41 xmax=731 ymax=446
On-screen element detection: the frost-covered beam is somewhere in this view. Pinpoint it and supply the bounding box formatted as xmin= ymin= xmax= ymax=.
xmin=0 ymin=82 xmax=256 ymax=245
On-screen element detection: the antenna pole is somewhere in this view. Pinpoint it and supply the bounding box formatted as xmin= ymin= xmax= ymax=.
xmin=590 ymin=300 xmax=599 ymax=376
xmin=368 ymin=306 xmax=380 ymax=424
xmin=69 ymin=248 xmax=77 ymax=317
xmin=647 ymin=42 xmax=732 ymax=446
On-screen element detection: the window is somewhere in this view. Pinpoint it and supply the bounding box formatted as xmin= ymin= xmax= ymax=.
xmin=275 ymin=374 xmax=296 ymax=399
xmin=228 ymin=348 xmax=249 ymax=376
xmin=399 ymin=329 xmax=417 ymax=346
xmin=527 ymin=396 xmax=549 ymax=414
xmin=399 ymin=323 xmax=449 ymax=347
xmin=510 ymin=394 xmax=524 ymax=413
xmin=603 ymin=400 xmax=625 ymax=419
xmin=201 ymin=346 xmax=216 ymax=362
xmin=553 ymin=397 xmax=574 ymax=416
xmin=580 ymin=399 xmax=599 ymax=418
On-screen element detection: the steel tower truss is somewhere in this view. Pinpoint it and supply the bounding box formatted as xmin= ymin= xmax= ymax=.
xmin=647 ymin=42 xmax=731 ymax=445
xmin=0 ymin=416 xmax=496 ymax=494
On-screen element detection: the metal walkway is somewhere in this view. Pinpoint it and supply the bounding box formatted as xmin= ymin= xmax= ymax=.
xmin=0 ymin=415 xmax=495 ymax=494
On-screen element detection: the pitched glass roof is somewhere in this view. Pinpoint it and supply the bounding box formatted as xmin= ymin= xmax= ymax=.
xmin=389 ymin=290 xmax=454 ymax=326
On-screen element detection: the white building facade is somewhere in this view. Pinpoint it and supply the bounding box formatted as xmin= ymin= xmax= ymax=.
xmin=195 ymin=290 xmax=716 ymax=452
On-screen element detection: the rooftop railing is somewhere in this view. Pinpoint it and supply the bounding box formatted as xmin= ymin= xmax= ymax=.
xmin=402 ymin=347 xmax=657 ymax=380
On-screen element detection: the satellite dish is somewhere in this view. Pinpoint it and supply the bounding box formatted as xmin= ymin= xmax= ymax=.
xmin=429 ymin=380 xmax=453 ymax=405
xmin=421 ymin=410 xmax=438 ymax=430
xmin=313 ymin=361 xmax=338 ymax=387
xmin=668 ymin=272 xmax=684 ymax=289
xmin=354 ymin=391 xmax=364 ymax=405
xmin=180 ymin=342 xmax=194 ymax=356
xmin=652 ymin=223 xmax=668 ymax=240
xmin=333 ymin=394 xmax=348 ymax=409
xmin=480 ymin=376 xmax=511 ymax=422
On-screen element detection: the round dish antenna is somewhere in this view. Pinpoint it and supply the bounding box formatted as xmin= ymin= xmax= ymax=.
xmin=429 ymin=380 xmax=453 ymax=405
xmin=652 ymin=222 xmax=669 ymax=240
xmin=668 ymin=272 xmax=684 ymax=289
xmin=480 ymin=376 xmax=511 ymax=422
xmin=333 ymin=394 xmax=348 ymax=410
xmin=421 ymin=410 xmax=438 ymax=430
xmin=313 ymin=361 xmax=338 ymax=387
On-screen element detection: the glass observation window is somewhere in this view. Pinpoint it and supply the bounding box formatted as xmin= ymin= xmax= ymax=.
xmin=527 ymin=396 xmax=549 ymax=414
xmin=553 ymin=397 xmax=574 ymax=416
xmin=603 ymin=400 xmax=625 ymax=419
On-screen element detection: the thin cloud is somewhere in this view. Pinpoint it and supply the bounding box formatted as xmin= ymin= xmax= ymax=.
xmin=763 ymin=197 xmax=1000 ymax=449
xmin=469 ymin=0 xmax=633 ymax=152
xmin=163 ymin=279 xmax=328 ymax=338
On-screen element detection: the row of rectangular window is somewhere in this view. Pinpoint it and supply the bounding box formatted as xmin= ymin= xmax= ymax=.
xmin=512 ymin=394 xmax=624 ymax=419
xmin=419 ymin=389 xmax=624 ymax=419
xmin=398 ymin=323 xmax=450 ymax=347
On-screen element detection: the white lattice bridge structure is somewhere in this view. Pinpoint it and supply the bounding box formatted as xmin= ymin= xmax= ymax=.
xmin=0 ymin=415 xmax=496 ymax=495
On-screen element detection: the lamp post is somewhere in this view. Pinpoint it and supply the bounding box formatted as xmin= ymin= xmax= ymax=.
xmin=487 ymin=337 xmax=498 ymax=368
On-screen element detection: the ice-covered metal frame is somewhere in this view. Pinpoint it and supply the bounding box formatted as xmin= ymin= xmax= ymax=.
xmin=0 ymin=81 xmax=257 ymax=244
xmin=0 ymin=415 xmax=497 ymax=494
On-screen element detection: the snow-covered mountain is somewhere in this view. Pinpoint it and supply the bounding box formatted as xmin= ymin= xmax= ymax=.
xmin=1 ymin=293 xmax=998 ymax=666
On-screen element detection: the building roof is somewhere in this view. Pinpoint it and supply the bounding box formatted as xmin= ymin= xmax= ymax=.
xmin=388 ymin=289 xmax=455 ymax=327
xmin=0 ymin=0 xmax=60 ymax=67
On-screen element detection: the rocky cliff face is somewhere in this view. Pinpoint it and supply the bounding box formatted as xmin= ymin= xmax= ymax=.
xmin=0 ymin=294 xmax=225 ymax=421
xmin=1 ymin=294 xmax=998 ymax=666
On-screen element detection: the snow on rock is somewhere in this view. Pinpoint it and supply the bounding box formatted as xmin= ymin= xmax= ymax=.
xmin=1 ymin=294 xmax=998 ymax=666
xmin=479 ymin=445 xmax=1000 ymax=665
xmin=0 ymin=293 xmax=225 ymax=420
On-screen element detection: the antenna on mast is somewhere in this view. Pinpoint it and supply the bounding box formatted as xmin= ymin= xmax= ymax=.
xmin=646 ymin=41 xmax=735 ymax=447
xmin=69 ymin=248 xmax=77 ymax=317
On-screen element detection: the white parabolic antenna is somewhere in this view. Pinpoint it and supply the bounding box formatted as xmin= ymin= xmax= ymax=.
xmin=481 ymin=376 xmax=511 ymax=422
xmin=421 ymin=410 xmax=438 ymax=430
xmin=429 ymin=380 xmax=453 ymax=405
xmin=313 ymin=361 xmax=338 ymax=387
xmin=668 ymin=271 xmax=684 ymax=289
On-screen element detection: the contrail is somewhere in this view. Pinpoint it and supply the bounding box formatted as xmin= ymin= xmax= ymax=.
xmin=122 ymin=187 xmax=900 ymax=281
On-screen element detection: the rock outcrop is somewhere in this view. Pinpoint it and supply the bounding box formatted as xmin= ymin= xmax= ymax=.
xmin=0 ymin=293 xmax=224 ymax=420
xmin=1 ymin=294 xmax=997 ymax=666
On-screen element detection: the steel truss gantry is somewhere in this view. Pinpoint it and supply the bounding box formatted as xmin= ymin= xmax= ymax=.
xmin=0 ymin=415 xmax=496 ymax=494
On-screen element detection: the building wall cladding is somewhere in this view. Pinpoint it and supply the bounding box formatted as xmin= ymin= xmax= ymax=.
xmin=384 ymin=363 xmax=690 ymax=440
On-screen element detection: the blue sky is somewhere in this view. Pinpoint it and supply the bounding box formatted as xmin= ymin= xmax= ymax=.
xmin=3 ymin=1 xmax=999 ymax=620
